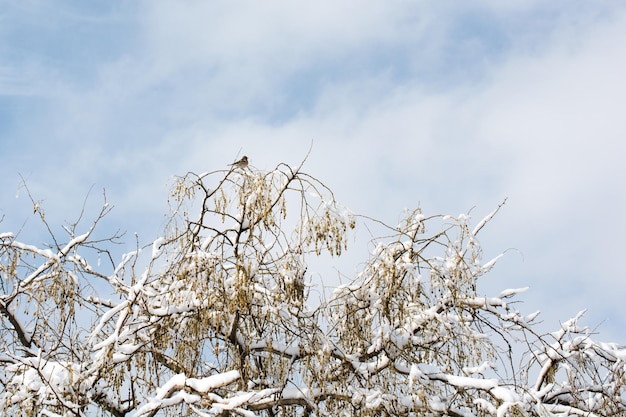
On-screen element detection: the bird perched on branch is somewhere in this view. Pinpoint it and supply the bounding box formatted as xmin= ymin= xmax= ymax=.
xmin=229 ymin=156 xmax=248 ymax=169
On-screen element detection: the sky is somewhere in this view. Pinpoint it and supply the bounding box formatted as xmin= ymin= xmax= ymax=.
xmin=1 ymin=1 xmax=626 ymax=343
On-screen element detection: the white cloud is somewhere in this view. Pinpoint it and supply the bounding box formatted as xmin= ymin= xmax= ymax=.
xmin=458 ymin=8 xmax=626 ymax=337
xmin=2 ymin=1 xmax=626 ymax=340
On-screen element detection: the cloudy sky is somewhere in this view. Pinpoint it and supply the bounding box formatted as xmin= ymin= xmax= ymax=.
xmin=1 ymin=1 xmax=625 ymax=342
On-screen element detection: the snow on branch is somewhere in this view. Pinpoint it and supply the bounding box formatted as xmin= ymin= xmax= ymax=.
xmin=1 ymin=166 xmax=624 ymax=416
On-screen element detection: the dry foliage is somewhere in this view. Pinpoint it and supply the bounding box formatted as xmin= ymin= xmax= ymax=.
xmin=1 ymin=160 xmax=625 ymax=416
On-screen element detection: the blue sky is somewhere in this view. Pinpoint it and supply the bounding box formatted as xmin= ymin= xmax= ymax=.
xmin=2 ymin=1 xmax=626 ymax=342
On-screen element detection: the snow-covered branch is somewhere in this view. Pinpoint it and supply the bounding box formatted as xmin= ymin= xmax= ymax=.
xmin=2 ymin=166 xmax=624 ymax=416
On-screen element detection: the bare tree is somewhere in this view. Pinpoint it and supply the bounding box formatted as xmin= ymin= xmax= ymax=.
xmin=1 ymin=159 xmax=625 ymax=416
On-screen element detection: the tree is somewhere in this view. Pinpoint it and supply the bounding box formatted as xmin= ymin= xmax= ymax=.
xmin=1 ymin=159 xmax=625 ymax=416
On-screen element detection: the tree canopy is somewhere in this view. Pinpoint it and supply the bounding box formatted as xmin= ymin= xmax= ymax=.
xmin=1 ymin=160 xmax=625 ymax=416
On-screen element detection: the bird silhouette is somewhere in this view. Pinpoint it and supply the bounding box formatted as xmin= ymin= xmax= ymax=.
xmin=229 ymin=156 xmax=248 ymax=169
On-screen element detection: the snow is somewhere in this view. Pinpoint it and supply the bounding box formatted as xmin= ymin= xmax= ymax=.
xmin=496 ymin=402 xmax=517 ymax=417
xmin=542 ymin=404 xmax=603 ymax=417
xmin=91 ymin=300 xmax=129 ymax=344
xmin=349 ymin=353 xmax=390 ymax=377
xmin=9 ymin=240 xmax=56 ymax=259
xmin=59 ymin=232 xmax=91 ymax=256
xmin=408 ymin=364 xmax=421 ymax=388
xmin=92 ymin=332 xmax=118 ymax=353
xmin=471 ymin=199 xmax=507 ymax=236
xmin=490 ymin=386 xmax=520 ymax=403
xmin=474 ymin=398 xmax=497 ymax=414
xmin=463 ymin=361 xmax=495 ymax=375
xmin=439 ymin=373 xmax=499 ymax=391
xmin=498 ymin=287 xmax=529 ymax=298
xmin=132 ymin=371 xmax=242 ymax=417
xmin=208 ymin=387 xmax=279 ymax=414
xmin=4 ymin=358 xmax=86 ymax=408
xmin=598 ymin=342 xmax=626 ymax=361
xmin=481 ymin=254 xmax=503 ymax=272
xmin=428 ymin=396 xmax=447 ymax=412
xmin=156 ymin=373 xmax=187 ymax=398
xmin=365 ymin=389 xmax=383 ymax=409
xmin=250 ymin=340 xmax=300 ymax=358
xmin=185 ymin=370 xmax=241 ymax=392
xmin=152 ymin=237 xmax=166 ymax=258
xmin=118 ymin=342 xmax=141 ymax=355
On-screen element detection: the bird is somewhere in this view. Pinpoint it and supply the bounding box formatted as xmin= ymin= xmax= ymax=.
xmin=229 ymin=156 xmax=249 ymax=169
